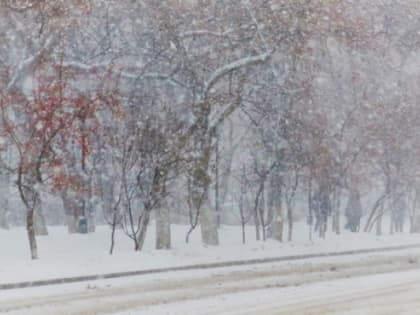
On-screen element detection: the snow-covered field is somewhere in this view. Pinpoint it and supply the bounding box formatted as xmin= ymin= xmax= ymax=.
xmin=2 ymin=219 xmax=420 ymax=285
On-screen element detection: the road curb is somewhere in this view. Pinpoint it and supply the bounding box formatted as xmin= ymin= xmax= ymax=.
xmin=2 ymin=243 xmax=420 ymax=290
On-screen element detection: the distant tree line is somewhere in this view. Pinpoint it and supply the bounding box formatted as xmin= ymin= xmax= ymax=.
xmin=0 ymin=0 xmax=419 ymax=259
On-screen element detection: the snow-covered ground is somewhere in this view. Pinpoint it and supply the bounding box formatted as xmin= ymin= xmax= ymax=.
xmin=2 ymin=253 xmax=420 ymax=315
xmin=2 ymin=218 xmax=420 ymax=284
xmin=113 ymin=269 xmax=420 ymax=315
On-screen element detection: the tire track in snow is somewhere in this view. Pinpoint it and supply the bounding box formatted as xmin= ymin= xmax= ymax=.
xmin=2 ymin=253 xmax=420 ymax=315
xmin=243 ymin=280 xmax=420 ymax=315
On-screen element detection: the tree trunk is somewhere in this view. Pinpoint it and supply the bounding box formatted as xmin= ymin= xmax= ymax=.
xmin=199 ymin=204 xmax=219 ymax=245
xmin=192 ymin=163 xmax=219 ymax=245
xmin=109 ymin=223 xmax=116 ymax=255
xmin=389 ymin=210 xmax=395 ymax=235
xmin=410 ymin=216 xmax=415 ymax=234
xmin=34 ymin=204 xmax=48 ymax=236
xmin=156 ymin=206 xmax=171 ymax=249
xmin=214 ymin=130 xmax=221 ymax=228
xmin=18 ymin=173 xmax=41 ymax=259
xmin=136 ymin=209 xmax=151 ymax=251
xmin=319 ymin=217 xmax=327 ymax=239
xmin=109 ymin=209 xmax=120 ymax=255
xmin=191 ymin=101 xmax=219 ymax=246
xmin=254 ymin=207 xmax=261 ymax=241
xmin=0 ymin=170 xmax=10 ymax=229
xmin=271 ymin=193 xmax=284 ymax=242
xmin=253 ymin=181 xmax=265 ymax=242
xmin=376 ymin=205 xmax=383 ymax=236
xmin=332 ymin=188 xmax=341 ymax=234
xmin=26 ymin=208 xmax=38 ymax=260
xmin=87 ymin=206 xmax=96 ymax=233
xmin=192 ymin=169 xmax=219 ymax=246
xmin=287 ymin=202 xmax=293 ymax=241
xmin=271 ymin=220 xmax=283 ymax=242
xmin=62 ymin=191 xmax=78 ymax=233
xmin=86 ymin=179 xmax=96 ymax=233
xmin=307 ymin=175 xmax=313 ymax=242
xmin=185 ymin=209 xmax=199 ymax=244
xmin=259 ymin=187 xmax=266 ymax=241
xmin=410 ymin=190 xmax=418 ymax=233
xmin=66 ymin=215 xmax=78 ymax=233
xmin=0 ymin=206 xmax=9 ymax=229
xmin=364 ymin=194 xmax=386 ymax=232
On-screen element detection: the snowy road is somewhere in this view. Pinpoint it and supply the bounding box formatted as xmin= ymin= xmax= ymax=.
xmin=2 ymin=254 xmax=420 ymax=315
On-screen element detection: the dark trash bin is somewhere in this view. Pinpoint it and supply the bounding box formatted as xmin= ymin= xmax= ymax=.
xmin=78 ymin=217 xmax=88 ymax=234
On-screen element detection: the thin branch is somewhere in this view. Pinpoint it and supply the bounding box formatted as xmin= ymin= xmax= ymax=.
xmin=203 ymin=52 xmax=271 ymax=99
